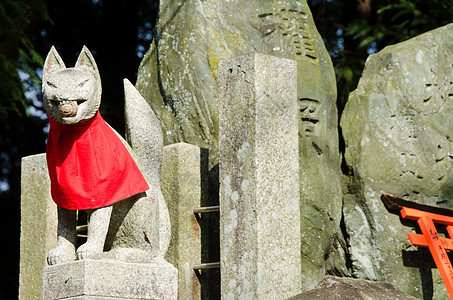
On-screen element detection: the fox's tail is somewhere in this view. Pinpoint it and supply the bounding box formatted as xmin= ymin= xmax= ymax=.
xmin=123 ymin=78 xmax=170 ymax=257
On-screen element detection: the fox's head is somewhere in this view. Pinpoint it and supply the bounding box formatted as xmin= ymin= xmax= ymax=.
xmin=42 ymin=46 xmax=101 ymax=124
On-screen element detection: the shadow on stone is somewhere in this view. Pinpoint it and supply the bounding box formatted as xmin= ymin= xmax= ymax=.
xmin=198 ymin=150 xmax=220 ymax=299
xmin=402 ymin=248 xmax=435 ymax=300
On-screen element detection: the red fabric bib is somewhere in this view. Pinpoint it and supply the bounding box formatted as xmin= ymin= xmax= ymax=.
xmin=46 ymin=111 xmax=149 ymax=210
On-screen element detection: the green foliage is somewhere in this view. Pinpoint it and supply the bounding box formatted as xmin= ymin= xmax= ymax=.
xmin=0 ymin=0 xmax=49 ymax=132
xmin=0 ymin=2 xmax=50 ymax=297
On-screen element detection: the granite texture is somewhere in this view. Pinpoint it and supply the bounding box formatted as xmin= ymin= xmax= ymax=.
xmin=21 ymin=47 xmax=177 ymax=299
xmin=288 ymin=276 xmax=418 ymax=300
xmin=41 ymin=46 xmax=172 ymax=265
xmin=160 ymin=143 xmax=203 ymax=299
xmin=42 ymin=259 xmax=177 ymax=300
xmin=136 ymin=0 xmax=339 ymax=165
xmin=43 ymin=46 xmax=101 ymax=125
xmin=43 ymin=46 xmax=111 ymax=265
xmin=19 ymin=154 xmax=57 ymax=300
xmin=136 ymin=1 xmax=342 ymax=289
xmin=340 ymin=23 xmax=453 ymax=299
xmin=219 ymin=53 xmax=301 ymax=299
xmin=124 ymin=79 xmax=171 ymax=257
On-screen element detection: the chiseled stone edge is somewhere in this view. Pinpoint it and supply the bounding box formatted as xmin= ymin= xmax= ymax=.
xmin=219 ymin=53 xmax=301 ymax=299
xmin=19 ymin=153 xmax=57 ymax=300
xmin=43 ymin=259 xmax=177 ymax=300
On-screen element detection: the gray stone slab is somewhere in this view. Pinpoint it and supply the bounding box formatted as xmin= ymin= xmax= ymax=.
xmin=43 ymin=259 xmax=177 ymax=300
xmin=19 ymin=153 xmax=57 ymax=300
xmin=219 ymin=53 xmax=301 ymax=299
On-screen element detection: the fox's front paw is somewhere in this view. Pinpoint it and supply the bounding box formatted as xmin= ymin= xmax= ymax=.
xmin=47 ymin=243 xmax=76 ymax=265
xmin=76 ymin=242 xmax=103 ymax=260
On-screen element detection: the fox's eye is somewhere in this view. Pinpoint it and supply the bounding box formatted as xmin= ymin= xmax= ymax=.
xmin=78 ymin=79 xmax=90 ymax=87
xmin=46 ymin=81 xmax=57 ymax=88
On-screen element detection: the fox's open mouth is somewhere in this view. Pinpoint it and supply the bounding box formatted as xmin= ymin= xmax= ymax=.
xmin=52 ymin=100 xmax=86 ymax=118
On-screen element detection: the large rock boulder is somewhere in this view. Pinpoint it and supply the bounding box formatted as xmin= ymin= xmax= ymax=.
xmin=136 ymin=0 xmax=342 ymax=290
xmin=340 ymin=23 xmax=453 ymax=298
xmin=288 ymin=276 xmax=418 ymax=300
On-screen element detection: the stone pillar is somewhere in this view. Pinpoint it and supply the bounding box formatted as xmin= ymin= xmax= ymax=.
xmin=218 ymin=53 xmax=301 ymax=299
xmin=19 ymin=153 xmax=57 ymax=300
xmin=161 ymin=142 xmax=205 ymax=299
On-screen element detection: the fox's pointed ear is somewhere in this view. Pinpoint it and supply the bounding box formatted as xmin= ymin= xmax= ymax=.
xmin=43 ymin=46 xmax=65 ymax=84
xmin=75 ymin=46 xmax=99 ymax=75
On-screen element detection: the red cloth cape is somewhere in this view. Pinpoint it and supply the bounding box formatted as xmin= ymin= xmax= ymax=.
xmin=46 ymin=111 xmax=149 ymax=210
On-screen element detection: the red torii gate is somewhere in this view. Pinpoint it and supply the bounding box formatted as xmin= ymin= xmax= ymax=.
xmin=382 ymin=194 xmax=453 ymax=298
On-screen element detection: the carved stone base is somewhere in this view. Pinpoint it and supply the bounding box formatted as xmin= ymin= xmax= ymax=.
xmin=43 ymin=259 xmax=177 ymax=300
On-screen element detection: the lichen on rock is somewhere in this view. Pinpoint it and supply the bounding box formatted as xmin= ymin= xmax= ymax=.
xmin=136 ymin=0 xmax=342 ymax=291
xmin=341 ymin=23 xmax=453 ymax=299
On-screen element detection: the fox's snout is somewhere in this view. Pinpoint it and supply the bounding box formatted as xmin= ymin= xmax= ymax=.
xmin=57 ymin=100 xmax=78 ymax=118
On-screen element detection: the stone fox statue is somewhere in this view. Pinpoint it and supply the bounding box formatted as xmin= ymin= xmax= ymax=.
xmin=43 ymin=46 xmax=170 ymax=265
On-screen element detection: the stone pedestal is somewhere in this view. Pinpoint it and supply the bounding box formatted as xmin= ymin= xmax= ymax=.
xmin=218 ymin=53 xmax=301 ymax=299
xmin=43 ymin=259 xmax=178 ymax=300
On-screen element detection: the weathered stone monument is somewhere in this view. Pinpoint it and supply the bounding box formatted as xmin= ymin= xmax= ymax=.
xmin=341 ymin=23 xmax=453 ymax=299
xmin=20 ymin=2 xmax=453 ymax=299
xmin=19 ymin=48 xmax=210 ymax=300
xmin=20 ymin=144 xmax=203 ymax=299
xmin=136 ymin=0 xmax=343 ymax=290
xmin=37 ymin=46 xmax=177 ymax=299
xmin=219 ymin=53 xmax=301 ymax=299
